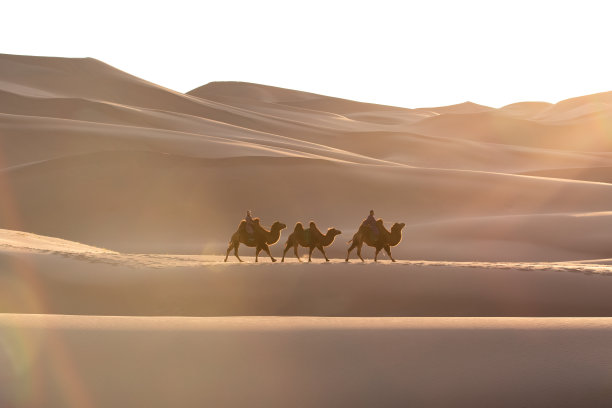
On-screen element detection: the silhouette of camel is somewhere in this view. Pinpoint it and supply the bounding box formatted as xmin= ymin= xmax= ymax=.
xmin=281 ymin=221 xmax=342 ymax=262
xmin=224 ymin=218 xmax=286 ymax=262
xmin=346 ymin=220 xmax=405 ymax=262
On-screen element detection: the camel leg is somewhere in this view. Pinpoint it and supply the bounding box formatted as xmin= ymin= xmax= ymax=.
xmin=224 ymin=241 xmax=234 ymax=262
xmin=317 ymin=245 xmax=330 ymax=262
xmin=294 ymin=244 xmax=302 ymax=262
xmin=281 ymin=241 xmax=291 ymax=262
xmin=233 ymin=242 xmax=243 ymax=263
xmin=255 ymin=247 xmax=261 ymax=263
xmin=384 ymin=245 xmax=396 ymax=262
xmin=374 ymin=247 xmax=382 ymax=262
xmin=346 ymin=241 xmax=357 ymax=262
xmin=356 ymin=243 xmax=365 ymax=262
xmin=262 ymin=244 xmax=276 ymax=262
xmin=308 ymin=246 xmax=315 ymax=262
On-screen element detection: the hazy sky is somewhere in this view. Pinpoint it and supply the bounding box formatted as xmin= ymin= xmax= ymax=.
xmin=4 ymin=0 xmax=611 ymax=108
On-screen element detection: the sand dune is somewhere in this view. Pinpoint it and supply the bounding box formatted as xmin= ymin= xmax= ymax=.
xmin=3 ymin=314 xmax=612 ymax=408
xmin=2 ymin=229 xmax=612 ymax=317
xmin=330 ymin=130 xmax=611 ymax=171
xmin=3 ymin=149 xmax=612 ymax=257
xmin=535 ymin=90 xmax=612 ymax=120
xmin=408 ymin=110 xmax=612 ymax=151
xmin=415 ymin=101 xmax=495 ymax=115
xmin=498 ymin=101 xmax=553 ymax=118
xmin=3 ymin=52 xmax=612 ymax=407
xmin=189 ymin=81 xmax=418 ymax=115
xmin=1 ymin=52 xmax=612 ymax=260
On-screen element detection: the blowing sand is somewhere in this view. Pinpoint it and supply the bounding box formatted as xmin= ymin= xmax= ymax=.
xmin=2 ymin=53 xmax=612 ymax=406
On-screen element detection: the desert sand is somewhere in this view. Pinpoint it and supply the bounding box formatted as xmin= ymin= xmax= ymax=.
xmin=2 ymin=53 xmax=612 ymax=406
xmin=3 ymin=314 xmax=612 ymax=408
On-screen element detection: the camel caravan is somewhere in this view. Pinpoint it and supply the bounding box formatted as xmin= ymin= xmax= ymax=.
xmin=224 ymin=210 xmax=405 ymax=263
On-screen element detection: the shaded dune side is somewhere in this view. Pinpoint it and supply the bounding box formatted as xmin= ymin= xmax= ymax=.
xmin=3 ymin=229 xmax=612 ymax=317
xmin=0 ymin=113 xmax=399 ymax=169
xmin=3 ymin=150 xmax=612 ymax=259
xmin=1 ymin=55 xmax=379 ymax=139
xmin=3 ymin=109 xmax=610 ymax=173
xmin=404 ymin=212 xmax=612 ymax=261
xmin=0 ymin=88 xmax=345 ymax=141
xmin=333 ymin=131 xmax=611 ymax=172
xmin=4 ymin=251 xmax=612 ymax=316
xmin=0 ymin=54 xmax=218 ymax=114
xmin=3 ymin=54 xmax=612 ymax=173
xmin=188 ymin=81 xmax=416 ymax=115
xmin=2 ymin=315 xmax=612 ymax=408
xmin=408 ymin=111 xmax=612 ymax=151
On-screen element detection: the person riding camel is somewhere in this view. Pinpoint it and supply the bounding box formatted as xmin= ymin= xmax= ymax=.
xmin=308 ymin=221 xmax=324 ymax=244
xmin=245 ymin=210 xmax=256 ymax=235
xmin=361 ymin=210 xmax=380 ymax=241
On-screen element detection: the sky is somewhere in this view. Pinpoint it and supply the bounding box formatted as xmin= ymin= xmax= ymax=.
xmin=3 ymin=0 xmax=612 ymax=108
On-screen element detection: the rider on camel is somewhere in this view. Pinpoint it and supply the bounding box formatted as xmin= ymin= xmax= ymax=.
xmin=308 ymin=221 xmax=324 ymax=244
xmin=245 ymin=210 xmax=256 ymax=235
xmin=362 ymin=210 xmax=380 ymax=240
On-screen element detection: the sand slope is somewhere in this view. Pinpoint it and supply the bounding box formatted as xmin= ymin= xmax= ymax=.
xmin=2 ymin=53 xmax=612 ymax=261
xmin=2 ymin=314 xmax=612 ymax=408
xmin=3 ymin=53 xmax=612 ymax=407
xmin=1 ymin=228 xmax=611 ymax=407
xmin=2 ymin=53 xmax=612 ymax=259
xmin=2 ymin=229 xmax=612 ymax=317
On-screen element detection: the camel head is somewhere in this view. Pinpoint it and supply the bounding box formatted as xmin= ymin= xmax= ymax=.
xmin=327 ymin=228 xmax=342 ymax=238
xmin=271 ymin=221 xmax=287 ymax=232
xmin=391 ymin=222 xmax=406 ymax=233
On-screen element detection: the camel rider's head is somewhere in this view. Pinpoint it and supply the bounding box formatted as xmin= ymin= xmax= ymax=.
xmin=247 ymin=210 xmax=251 ymax=217
xmin=370 ymin=210 xmax=374 ymax=216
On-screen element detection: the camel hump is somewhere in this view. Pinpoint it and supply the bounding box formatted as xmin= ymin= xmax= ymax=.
xmin=294 ymin=222 xmax=304 ymax=231
xmin=357 ymin=224 xmax=370 ymax=234
xmin=303 ymin=228 xmax=312 ymax=245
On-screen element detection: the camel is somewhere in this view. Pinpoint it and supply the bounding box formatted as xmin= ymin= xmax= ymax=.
xmin=281 ymin=222 xmax=342 ymax=262
xmin=346 ymin=219 xmax=405 ymax=262
xmin=224 ymin=218 xmax=286 ymax=262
